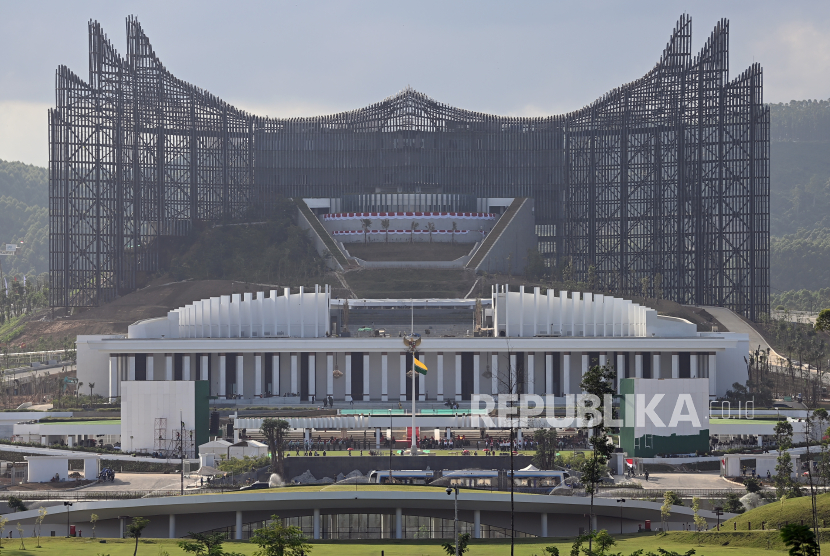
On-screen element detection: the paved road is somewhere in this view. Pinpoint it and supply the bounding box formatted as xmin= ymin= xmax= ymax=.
xmin=0 ymin=443 xmax=197 ymax=464
xmin=627 ymin=471 xmax=743 ymax=490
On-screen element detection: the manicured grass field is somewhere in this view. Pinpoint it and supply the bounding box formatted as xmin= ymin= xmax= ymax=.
xmin=284 ymin=449 xmax=537 ymax=457
xmin=0 ymin=532 xmax=803 ymax=556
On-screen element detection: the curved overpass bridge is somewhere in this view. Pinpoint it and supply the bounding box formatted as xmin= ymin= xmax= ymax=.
xmin=3 ymin=488 xmax=726 ymax=539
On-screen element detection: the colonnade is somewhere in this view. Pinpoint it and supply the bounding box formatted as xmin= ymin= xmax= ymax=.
xmin=107 ymin=349 xmax=718 ymax=401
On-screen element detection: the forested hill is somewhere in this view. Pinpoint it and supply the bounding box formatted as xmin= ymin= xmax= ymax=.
xmin=0 ymin=160 xmax=48 ymax=277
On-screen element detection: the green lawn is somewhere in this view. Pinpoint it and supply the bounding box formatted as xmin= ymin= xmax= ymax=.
xmin=285 ymin=450 xmax=537 ymax=457
xmin=723 ymin=491 xmax=830 ymax=529
xmin=0 ymin=532 xmax=802 ymax=556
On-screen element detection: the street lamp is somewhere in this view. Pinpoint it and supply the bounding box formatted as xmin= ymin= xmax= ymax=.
xmin=63 ymin=501 xmax=73 ymax=537
xmin=616 ymin=498 xmax=626 ymax=535
xmin=714 ymin=506 xmax=724 ymax=531
xmin=446 ymin=486 xmax=460 ymax=556
xmin=388 ymin=408 xmax=393 ymax=484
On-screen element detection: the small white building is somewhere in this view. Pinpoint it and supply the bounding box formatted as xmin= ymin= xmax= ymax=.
xmin=13 ymin=420 xmax=121 ymax=448
xmin=228 ymin=440 xmax=268 ymax=459
xmin=24 ymin=455 xmax=99 ymax=482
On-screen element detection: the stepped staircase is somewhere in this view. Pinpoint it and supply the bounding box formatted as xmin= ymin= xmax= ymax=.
xmin=465 ymin=197 xmax=526 ymax=270
xmin=296 ymin=201 xmax=353 ymax=269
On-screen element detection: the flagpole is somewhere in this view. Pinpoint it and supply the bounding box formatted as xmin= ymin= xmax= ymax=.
xmin=411 ymin=298 xmax=417 ymax=455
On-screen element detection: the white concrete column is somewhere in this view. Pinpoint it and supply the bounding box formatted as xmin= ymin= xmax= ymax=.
xmin=200 ymin=354 xmax=209 ymax=381
xmin=147 ymin=354 xmax=154 ymax=380
xmin=375 ymin=427 xmax=381 ymax=449
xmin=436 ymin=353 xmax=444 ymax=401
xmin=672 ymin=353 xmax=680 ymax=379
xmin=128 ymin=355 xmax=136 ymax=381
xmin=599 ymin=353 xmax=607 ymax=367
xmin=563 ymin=353 xmax=571 ymax=395
xmin=616 ymin=353 xmax=625 ymax=391
xmin=545 ymin=353 xmax=553 ymax=395
xmin=635 ymin=353 xmax=643 ymax=379
xmin=474 ymin=509 xmax=481 ymax=538
xmin=273 ymin=354 xmax=281 ymax=396
xmin=291 ymin=353 xmax=298 ymax=395
xmin=219 ymin=354 xmax=226 ymax=398
xmin=255 ymin=354 xmax=262 ymax=397
xmin=527 ymin=353 xmax=535 ymax=395
xmin=363 ymin=353 xmax=370 ymax=401
xmin=653 ymin=353 xmax=661 ymax=379
xmin=313 ymin=508 xmax=320 ymax=540
xmin=581 ymin=353 xmax=589 ymax=378
xmin=491 ymin=353 xmax=499 ymax=395
xmin=690 ymin=353 xmax=699 ymax=379
xmin=309 ymin=353 xmax=317 ymax=401
xmin=183 ymin=354 xmax=191 ymax=381
xmin=381 ymin=353 xmax=389 ymax=401
xmin=541 ymin=513 xmax=548 ymax=537
xmin=235 ymin=510 xmax=242 ymax=540
xmin=395 ymin=508 xmax=402 ymax=539
xmin=473 ymin=353 xmax=480 ymax=398
xmin=709 ymin=352 xmax=717 ymax=396
xmin=325 ymin=353 xmax=333 ymax=397
xmin=109 ymin=355 xmax=118 ymax=401
xmin=168 ymin=514 xmax=176 ymax=539
xmin=345 ymin=352 xmax=352 ymax=401
xmin=510 ymin=353 xmax=518 ymax=394
xmin=455 ymin=353 xmax=462 ymax=399
xmin=236 ymin=354 xmax=244 ymax=397
xmin=400 ymin=353 xmax=407 ymax=401
xmin=165 ymin=354 xmax=173 ymax=381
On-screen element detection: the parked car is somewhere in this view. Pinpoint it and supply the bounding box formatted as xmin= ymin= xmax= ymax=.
xmin=239 ymin=482 xmax=271 ymax=491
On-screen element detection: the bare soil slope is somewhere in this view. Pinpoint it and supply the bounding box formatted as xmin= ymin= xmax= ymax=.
xmin=18 ymin=278 xmax=350 ymax=346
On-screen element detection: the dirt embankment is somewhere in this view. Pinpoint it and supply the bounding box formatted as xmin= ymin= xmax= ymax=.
xmin=20 ymin=277 xmax=348 ymax=346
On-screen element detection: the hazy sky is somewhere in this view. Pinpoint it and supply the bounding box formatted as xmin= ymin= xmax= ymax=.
xmin=2 ymin=0 xmax=830 ymax=167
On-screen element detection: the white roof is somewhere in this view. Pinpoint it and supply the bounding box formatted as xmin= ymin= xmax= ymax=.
xmin=199 ymin=439 xmax=232 ymax=449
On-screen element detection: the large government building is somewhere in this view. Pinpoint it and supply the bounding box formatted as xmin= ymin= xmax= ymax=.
xmin=50 ymin=15 xmax=769 ymax=319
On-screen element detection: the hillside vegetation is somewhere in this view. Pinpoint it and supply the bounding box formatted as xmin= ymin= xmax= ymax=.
xmin=165 ymin=201 xmax=326 ymax=285
xmin=0 ymin=159 xmax=48 ymax=277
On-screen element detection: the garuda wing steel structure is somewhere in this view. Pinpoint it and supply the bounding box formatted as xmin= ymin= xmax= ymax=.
xmin=49 ymin=15 xmax=769 ymax=320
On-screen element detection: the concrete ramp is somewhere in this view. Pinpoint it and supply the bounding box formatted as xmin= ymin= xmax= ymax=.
xmin=701 ymin=305 xmax=784 ymax=362
xmin=465 ymin=198 xmax=535 ymax=275
xmin=296 ymin=201 xmax=350 ymax=270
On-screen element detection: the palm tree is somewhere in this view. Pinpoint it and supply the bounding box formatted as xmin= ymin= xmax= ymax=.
xmin=427 ymin=222 xmax=436 ymax=243
xmin=410 ymin=222 xmax=419 ymax=243
xmin=88 ymin=382 xmax=95 ymax=399
xmin=360 ymin=218 xmax=372 ymax=244
xmin=451 ymin=221 xmax=458 ymax=245
xmin=77 ymin=381 xmax=83 ymax=398
xmin=381 ymin=219 xmax=391 ymax=243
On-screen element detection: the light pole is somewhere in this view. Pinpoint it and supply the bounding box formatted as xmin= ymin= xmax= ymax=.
xmin=714 ymin=506 xmax=723 ymax=531
xmin=388 ymin=408 xmax=393 ymax=484
xmin=446 ymin=486 xmax=460 ymax=556
xmin=63 ymin=501 xmax=73 ymax=537
xmin=616 ymin=498 xmax=625 ymax=535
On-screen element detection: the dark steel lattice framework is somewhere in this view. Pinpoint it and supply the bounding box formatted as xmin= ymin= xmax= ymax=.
xmin=50 ymin=15 xmax=769 ymax=320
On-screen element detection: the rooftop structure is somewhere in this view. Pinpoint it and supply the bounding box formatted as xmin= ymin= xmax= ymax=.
xmin=50 ymin=16 xmax=769 ymax=319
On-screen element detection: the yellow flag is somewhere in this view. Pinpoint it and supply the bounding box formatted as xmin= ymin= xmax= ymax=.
xmin=413 ymin=357 xmax=428 ymax=375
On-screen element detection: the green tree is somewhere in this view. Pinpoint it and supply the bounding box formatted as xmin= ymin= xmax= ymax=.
xmin=780 ymin=522 xmax=819 ymax=556
xmin=579 ymin=363 xmax=617 ymax=549
xmin=380 ymin=219 xmax=390 ymax=243
xmin=250 ymin=514 xmax=311 ymax=556
xmin=427 ymin=221 xmax=436 ymax=243
xmin=775 ymin=420 xmax=799 ymax=498
xmin=816 ymin=308 xmax=830 ymax=332
xmin=127 ymin=517 xmax=150 ymax=556
xmin=451 ymin=221 xmax=458 ymax=245
xmin=7 ymin=495 xmax=26 ymax=512
xmin=724 ymin=492 xmax=745 ymax=514
xmin=441 ymin=532 xmax=470 ymax=555
xmin=260 ymin=418 xmax=289 ymax=479
xmin=532 ymin=428 xmax=558 ymax=470
xmin=661 ymin=491 xmax=677 ymax=530
xmin=743 ymin=476 xmax=763 ymax=494
xmin=179 ymin=532 xmax=237 ymax=556
xmin=90 ymin=513 xmax=98 ymax=539
xmin=692 ymin=497 xmax=706 ymax=532
xmin=410 ymin=221 xmax=419 ymax=243
xmin=360 ymin=218 xmax=372 ymax=244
